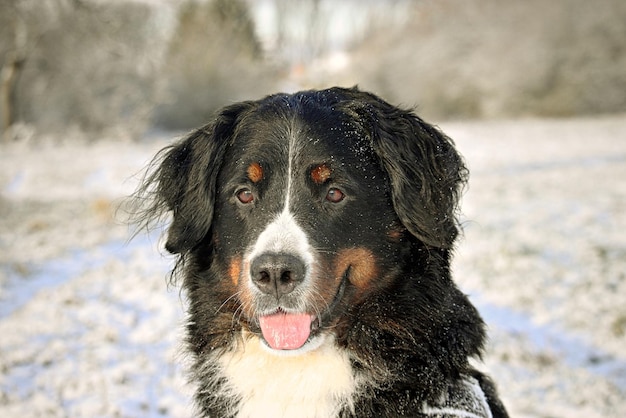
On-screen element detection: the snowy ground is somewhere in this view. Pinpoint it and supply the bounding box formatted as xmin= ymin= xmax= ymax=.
xmin=1 ymin=116 xmax=625 ymax=417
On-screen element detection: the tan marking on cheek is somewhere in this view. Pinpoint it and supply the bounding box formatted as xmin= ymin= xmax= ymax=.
xmin=311 ymin=164 xmax=332 ymax=184
xmin=229 ymin=256 xmax=242 ymax=287
xmin=334 ymin=248 xmax=378 ymax=289
xmin=238 ymin=260 xmax=256 ymax=318
xmin=247 ymin=162 xmax=264 ymax=183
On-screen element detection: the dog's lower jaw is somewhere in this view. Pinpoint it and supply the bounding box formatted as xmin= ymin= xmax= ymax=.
xmin=208 ymin=330 xmax=358 ymax=418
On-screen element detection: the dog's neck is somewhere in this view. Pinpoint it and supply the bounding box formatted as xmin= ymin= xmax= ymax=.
xmin=205 ymin=331 xmax=359 ymax=418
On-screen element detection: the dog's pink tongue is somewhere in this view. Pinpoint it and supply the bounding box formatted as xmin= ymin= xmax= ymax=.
xmin=259 ymin=312 xmax=313 ymax=350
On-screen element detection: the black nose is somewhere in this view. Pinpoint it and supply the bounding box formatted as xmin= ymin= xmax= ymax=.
xmin=250 ymin=253 xmax=306 ymax=297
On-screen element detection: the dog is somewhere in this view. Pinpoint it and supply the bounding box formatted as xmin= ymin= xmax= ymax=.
xmin=134 ymin=87 xmax=508 ymax=417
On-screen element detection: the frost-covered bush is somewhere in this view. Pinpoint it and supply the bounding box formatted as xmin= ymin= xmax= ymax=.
xmin=347 ymin=0 xmax=626 ymax=119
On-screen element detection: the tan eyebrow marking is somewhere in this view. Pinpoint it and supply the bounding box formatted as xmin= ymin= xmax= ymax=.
xmin=311 ymin=164 xmax=332 ymax=184
xmin=247 ymin=162 xmax=264 ymax=183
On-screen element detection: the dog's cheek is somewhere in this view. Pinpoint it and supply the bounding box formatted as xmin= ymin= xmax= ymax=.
xmin=236 ymin=259 xmax=257 ymax=319
xmin=308 ymin=259 xmax=342 ymax=308
xmin=228 ymin=256 xmax=242 ymax=287
xmin=333 ymin=248 xmax=379 ymax=290
xmin=211 ymin=255 xmax=245 ymax=311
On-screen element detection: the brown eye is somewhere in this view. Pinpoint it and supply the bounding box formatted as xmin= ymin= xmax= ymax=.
xmin=326 ymin=188 xmax=344 ymax=203
xmin=237 ymin=188 xmax=254 ymax=204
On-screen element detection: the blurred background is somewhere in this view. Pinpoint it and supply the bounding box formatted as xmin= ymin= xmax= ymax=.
xmin=1 ymin=0 xmax=625 ymax=138
xmin=1 ymin=0 xmax=626 ymax=417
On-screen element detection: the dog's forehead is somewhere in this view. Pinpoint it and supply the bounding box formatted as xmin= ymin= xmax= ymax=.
xmin=233 ymin=106 xmax=373 ymax=166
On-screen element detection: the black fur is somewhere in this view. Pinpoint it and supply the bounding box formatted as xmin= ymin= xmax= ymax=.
xmin=132 ymin=87 xmax=508 ymax=417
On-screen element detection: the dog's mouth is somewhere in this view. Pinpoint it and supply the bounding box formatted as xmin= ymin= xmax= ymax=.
xmin=258 ymin=310 xmax=317 ymax=350
xmin=255 ymin=270 xmax=349 ymax=351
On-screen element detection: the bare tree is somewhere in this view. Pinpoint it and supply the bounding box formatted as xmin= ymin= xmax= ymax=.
xmin=0 ymin=0 xmax=53 ymax=138
xmin=0 ymin=22 xmax=25 ymax=137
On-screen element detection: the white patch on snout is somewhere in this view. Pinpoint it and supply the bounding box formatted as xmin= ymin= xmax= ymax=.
xmin=245 ymin=208 xmax=315 ymax=295
xmin=247 ymin=209 xmax=314 ymax=264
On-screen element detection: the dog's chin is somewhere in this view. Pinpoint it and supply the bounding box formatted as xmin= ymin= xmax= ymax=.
xmin=258 ymin=332 xmax=329 ymax=357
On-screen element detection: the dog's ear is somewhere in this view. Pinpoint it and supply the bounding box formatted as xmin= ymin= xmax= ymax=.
xmin=348 ymin=92 xmax=468 ymax=249
xmin=137 ymin=102 xmax=253 ymax=254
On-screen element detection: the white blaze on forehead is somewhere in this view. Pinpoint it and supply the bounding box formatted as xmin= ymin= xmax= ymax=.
xmin=246 ymin=125 xmax=313 ymax=270
xmin=284 ymin=124 xmax=298 ymax=212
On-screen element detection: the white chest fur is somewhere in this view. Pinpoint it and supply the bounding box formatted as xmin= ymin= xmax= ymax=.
xmin=212 ymin=333 xmax=357 ymax=418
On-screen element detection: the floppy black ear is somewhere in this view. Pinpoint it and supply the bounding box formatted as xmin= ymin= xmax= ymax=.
xmin=138 ymin=102 xmax=253 ymax=254
xmin=349 ymin=92 xmax=468 ymax=249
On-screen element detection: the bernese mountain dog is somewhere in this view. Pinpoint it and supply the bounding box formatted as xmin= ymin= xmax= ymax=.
xmin=133 ymin=87 xmax=508 ymax=417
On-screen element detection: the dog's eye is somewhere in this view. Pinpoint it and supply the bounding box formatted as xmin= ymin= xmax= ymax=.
xmin=237 ymin=188 xmax=254 ymax=204
xmin=326 ymin=188 xmax=345 ymax=203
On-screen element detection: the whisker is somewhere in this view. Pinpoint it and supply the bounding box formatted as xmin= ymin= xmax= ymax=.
xmin=232 ymin=302 xmax=247 ymax=329
xmin=216 ymin=291 xmax=242 ymax=315
xmin=307 ymin=285 xmax=332 ymax=327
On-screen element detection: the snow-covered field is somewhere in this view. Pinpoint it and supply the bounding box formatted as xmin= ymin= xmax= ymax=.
xmin=1 ymin=116 xmax=625 ymax=417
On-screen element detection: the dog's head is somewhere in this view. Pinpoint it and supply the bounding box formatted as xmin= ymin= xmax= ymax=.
xmin=137 ymin=87 xmax=467 ymax=354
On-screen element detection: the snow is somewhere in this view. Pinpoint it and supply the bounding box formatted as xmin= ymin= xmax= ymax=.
xmin=1 ymin=116 xmax=625 ymax=417
xmin=447 ymin=116 xmax=626 ymax=417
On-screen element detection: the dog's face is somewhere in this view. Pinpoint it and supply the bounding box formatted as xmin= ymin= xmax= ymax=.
xmin=211 ymin=104 xmax=406 ymax=352
xmin=132 ymin=88 xmax=509 ymax=417
xmin=144 ymin=88 xmax=467 ymax=355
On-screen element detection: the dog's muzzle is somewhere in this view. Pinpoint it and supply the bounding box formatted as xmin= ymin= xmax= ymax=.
xmin=249 ymin=252 xmax=316 ymax=350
